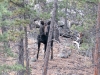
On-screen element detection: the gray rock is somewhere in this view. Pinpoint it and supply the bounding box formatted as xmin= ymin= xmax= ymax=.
xmin=31 ymin=57 xmax=37 ymax=62
xmin=58 ymin=49 xmax=72 ymax=58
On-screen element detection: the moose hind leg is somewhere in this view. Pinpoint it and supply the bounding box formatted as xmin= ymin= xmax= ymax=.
xmin=51 ymin=41 xmax=53 ymax=59
xmin=37 ymin=42 xmax=41 ymax=59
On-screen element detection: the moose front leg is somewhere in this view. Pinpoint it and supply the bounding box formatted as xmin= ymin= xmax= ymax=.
xmin=44 ymin=44 xmax=47 ymax=58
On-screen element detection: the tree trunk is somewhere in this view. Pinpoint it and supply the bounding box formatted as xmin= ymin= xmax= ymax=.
xmin=64 ymin=0 xmax=70 ymax=35
xmin=94 ymin=2 xmax=100 ymax=75
xmin=17 ymin=26 xmax=24 ymax=75
xmin=23 ymin=0 xmax=30 ymax=74
xmin=24 ymin=26 xmax=30 ymax=75
xmin=42 ymin=0 xmax=58 ymax=75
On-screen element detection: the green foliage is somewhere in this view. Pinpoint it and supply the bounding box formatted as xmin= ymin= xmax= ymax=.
xmin=85 ymin=0 xmax=98 ymax=3
xmin=14 ymin=19 xmax=30 ymax=26
xmin=0 ymin=33 xmax=14 ymax=57
xmin=0 ymin=0 xmax=12 ymax=16
xmin=47 ymin=2 xmax=53 ymax=9
xmin=58 ymin=11 xmax=65 ymax=17
xmin=71 ymin=25 xmax=84 ymax=32
xmin=3 ymin=46 xmax=14 ymax=57
xmin=76 ymin=1 xmax=85 ymax=9
xmin=40 ymin=12 xmax=51 ymax=20
xmin=0 ymin=0 xmax=4 ymax=2
xmin=77 ymin=0 xmax=98 ymax=3
xmin=0 ymin=0 xmax=98 ymax=74
xmin=30 ymin=10 xmax=37 ymax=18
xmin=0 ymin=32 xmax=9 ymax=42
xmin=0 ymin=20 xmax=13 ymax=27
xmin=70 ymin=45 xmax=76 ymax=50
xmin=10 ymin=0 xmax=23 ymax=4
xmin=7 ymin=29 xmax=25 ymax=42
xmin=58 ymin=1 xmax=66 ymax=9
xmin=80 ymin=43 xmax=89 ymax=50
xmin=0 ymin=64 xmax=25 ymax=73
xmin=0 ymin=0 xmax=26 ymax=74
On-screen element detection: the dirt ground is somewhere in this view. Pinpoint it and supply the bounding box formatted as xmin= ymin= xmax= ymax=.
xmin=30 ymin=50 xmax=93 ymax=75
xmin=28 ymin=37 xmax=93 ymax=75
xmin=1 ymin=37 xmax=93 ymax=75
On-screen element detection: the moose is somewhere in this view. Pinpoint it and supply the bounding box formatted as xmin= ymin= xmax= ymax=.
xmin=35 ymin=19 xmax=83 ymax=60
xmin=37 ymin=20 xmax=53 ymax=60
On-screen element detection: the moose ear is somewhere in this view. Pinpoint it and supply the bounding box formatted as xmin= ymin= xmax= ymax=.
xmin=40 ymin=21 xmax=44 ymax=25
xmin=47 ymin=21 xmax=51 ymax=25
xmin=34 ymin=18 xmax=37 ymax=21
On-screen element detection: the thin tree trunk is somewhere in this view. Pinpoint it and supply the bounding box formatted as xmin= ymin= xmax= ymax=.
xmin=24 ymin=26 xmax=30 ymax=75
xmin=23 ymin=0 xmax=30 ymax=74
xmin=64 ymin=0 xmax=70 ymax=35
xmin=94 ymin=2 xmax=100 ymax=75
xmin=17 ymin=0 xmax=25 ymax=75
xmin=42 ymin=0 xmax=58 ymax=75
xmin=17 ymin=26 xmax=24 ymax=75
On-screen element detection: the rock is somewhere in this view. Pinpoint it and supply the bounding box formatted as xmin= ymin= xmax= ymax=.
xmin=58 ymin=49 xmax=72 ymax=58
xmin=79 ymin=50 xmax=86 ymax=56
xmin=31 ymin=57 xmax=37 ymax=62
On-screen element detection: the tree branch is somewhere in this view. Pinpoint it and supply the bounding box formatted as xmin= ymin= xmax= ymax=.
xmin=10 ymin=0 xmax=24 ymax=8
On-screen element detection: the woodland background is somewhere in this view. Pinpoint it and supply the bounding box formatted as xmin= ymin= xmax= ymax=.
xmin=0 ymin=0 xmax=98 ymax=75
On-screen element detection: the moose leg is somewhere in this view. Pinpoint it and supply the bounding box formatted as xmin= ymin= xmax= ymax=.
xmin=37 ymin=42 xmax=41 ymax=59
xmin=51 ymin=41 xmax=53 ymax=59
xmin=44 ymin=44 xmax=47 ymax=58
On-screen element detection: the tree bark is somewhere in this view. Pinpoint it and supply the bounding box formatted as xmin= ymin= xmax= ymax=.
xmin=17 ymin=26 xmax=24 ymax=75
xmin=24 ymin=26 xmax=30 ymax=75
xmin=94 ymin=2 xmax=100 ymax=75
xmin=42 ymin=0 xmax=58 ymax=75
xmin=23 ymin=0 xmax=30 ymax=74
xmin=64 ymin=0 xmax=70 ymax=35
xmin=17 ymin=0 xmax=26 ymax=74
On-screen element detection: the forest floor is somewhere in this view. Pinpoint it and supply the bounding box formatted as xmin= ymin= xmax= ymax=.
xmin=1 ymin=36 xmax=93 ymax=75
xmin=28 ymin=37 xmax=94 ymax=75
